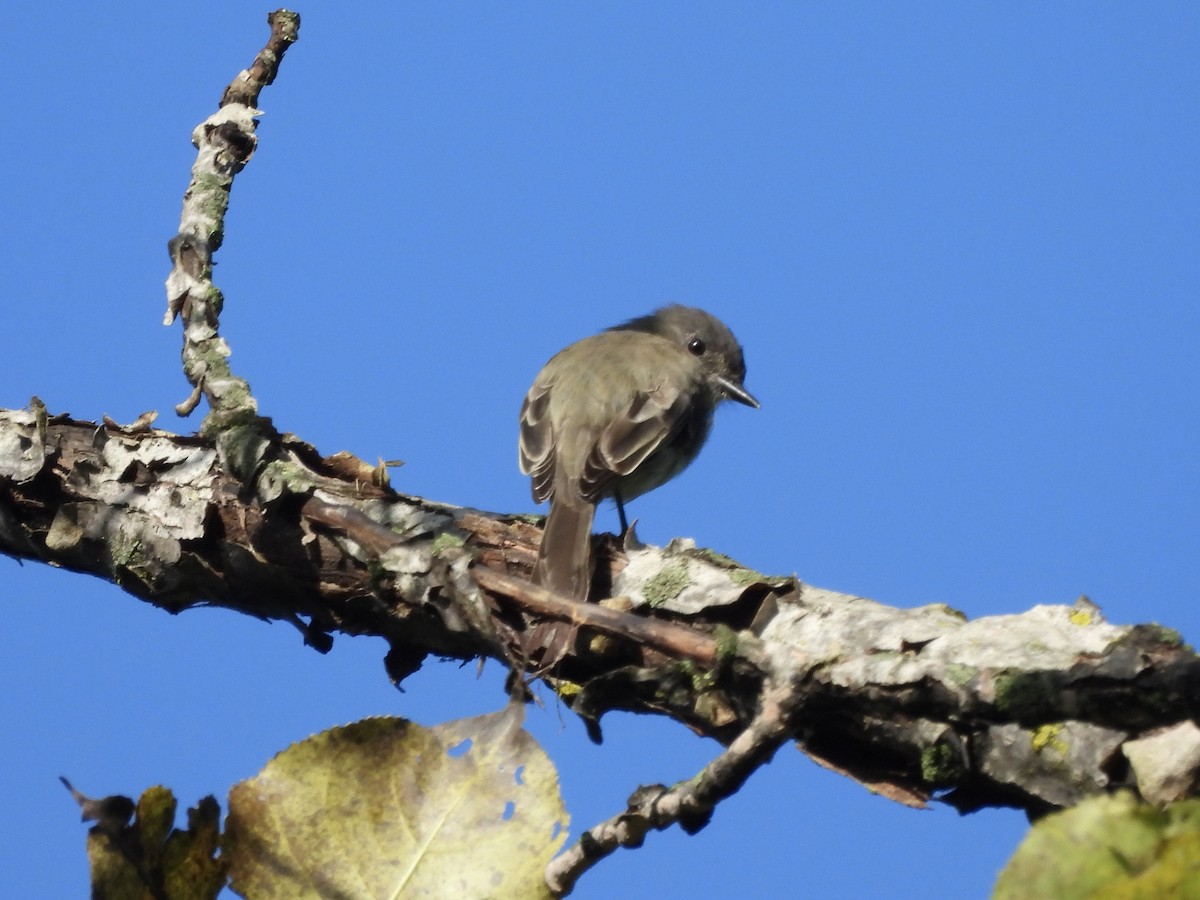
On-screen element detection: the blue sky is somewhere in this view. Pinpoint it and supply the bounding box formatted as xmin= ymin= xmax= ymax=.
xmin=2 ymin=3 xmax=1197 ymax=897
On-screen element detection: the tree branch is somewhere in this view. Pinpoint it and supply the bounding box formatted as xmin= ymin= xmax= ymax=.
xmin=163 ymin=9 xmax=300 ymax=430
xmin=546 ymin=679 xmax=795 ymax=894
xmin=3 ymin=404 xmax=1198 ymax=824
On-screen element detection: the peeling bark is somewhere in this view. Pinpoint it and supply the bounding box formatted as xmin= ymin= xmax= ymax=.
xmin=3 ymin=404 xmax=1197 ymax=830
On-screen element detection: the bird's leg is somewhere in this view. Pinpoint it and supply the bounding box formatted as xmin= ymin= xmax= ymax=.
xmin=614 ymin=489 xmax=630 ymax=535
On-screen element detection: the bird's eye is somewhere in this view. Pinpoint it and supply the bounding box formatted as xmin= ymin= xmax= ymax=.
xmin=687 ymin=337 xmax=706 ymax=356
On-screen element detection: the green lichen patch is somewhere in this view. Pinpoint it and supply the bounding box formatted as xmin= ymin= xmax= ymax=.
xmin=712 ymin=624 xmax=740 ymax=662
xmin=644 ymin=562 xmax=691 ymax=607
xmin=920 ymin=742 xmax=963 ymax=786
xmin=1068 ymin=607 xmax=1095 ymax=626
xmin=1031 ymin=723 xmax=1068 ymax=757
xmin=943 ymin=663 xmax=978 ymax=690
xmin=692 ymin=548 xmax=740 ymax=568
xmin=430 ymin=531 xmax=466 ymax=556
xmin=728 ymin=567 xmax=771 ymax=587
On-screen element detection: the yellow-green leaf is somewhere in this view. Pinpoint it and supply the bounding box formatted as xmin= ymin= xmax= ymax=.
xmin=225 ymin=702 xmax=568 ymax=899
xmin=73 ymin=784 xmax=224 ymax=900
xmin=994 ymin=792 xmax=1200 ymax=899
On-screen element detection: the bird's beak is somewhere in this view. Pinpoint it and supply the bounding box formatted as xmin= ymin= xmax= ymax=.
xmin=716 ymin=375 xmax=760 ymax=409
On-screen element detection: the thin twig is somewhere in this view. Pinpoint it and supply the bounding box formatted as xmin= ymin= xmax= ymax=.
xmin=300 ymin=494 xmax=408 ymax=558
xmin=545 ymin=681 xmax=795 ymax=895
xmin=474 ymin=566 xmax=722 ymax=667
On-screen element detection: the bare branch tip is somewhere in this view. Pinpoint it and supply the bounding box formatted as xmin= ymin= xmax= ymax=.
xmin=268 ymin=9 xmax=302 ymax=39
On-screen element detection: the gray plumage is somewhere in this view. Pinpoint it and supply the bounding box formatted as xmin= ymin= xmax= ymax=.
xmin=519 ymin=305 xmax=758 ymax=612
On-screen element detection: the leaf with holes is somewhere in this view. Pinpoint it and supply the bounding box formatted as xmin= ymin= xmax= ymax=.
xmin=224 ymin=702 xmax=568 ymax=899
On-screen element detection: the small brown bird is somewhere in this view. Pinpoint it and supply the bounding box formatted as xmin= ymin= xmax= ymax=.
xmin=519 ymin=305 xmax=758 ymax=607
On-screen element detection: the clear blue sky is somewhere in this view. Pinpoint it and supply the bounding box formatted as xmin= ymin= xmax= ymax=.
xmin=2 ymin=3 xmax=1197 ymax=897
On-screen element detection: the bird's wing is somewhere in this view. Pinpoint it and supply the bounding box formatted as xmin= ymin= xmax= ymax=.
xmin=579 ymin=380 xmax=692 ymax=503
xmin=519 ymin=380 xmax=556 ymax=503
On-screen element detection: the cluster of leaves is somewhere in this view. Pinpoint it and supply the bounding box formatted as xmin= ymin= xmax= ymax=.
xmin=71 ymin=704 xmax=566 ymax=899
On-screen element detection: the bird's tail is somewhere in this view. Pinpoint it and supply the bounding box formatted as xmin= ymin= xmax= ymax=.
xmin=528 ymin=499 xmax=595 ymax=668
xmin=533 ymin=499 xmax=595 ymax=602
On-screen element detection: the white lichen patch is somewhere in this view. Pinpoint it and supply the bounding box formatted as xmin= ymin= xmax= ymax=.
xmin=0 ymin=409 xmax=45 ymax=483
xmin=761 ymin=589 xmax=1134 ymax=692
xmin=92 ymin=435 xmax=218 ymax=539
xmin=921 ymin=605 xmax=1130 ymax=670
xmin=614 ymin=537 xmax=778 ymax=614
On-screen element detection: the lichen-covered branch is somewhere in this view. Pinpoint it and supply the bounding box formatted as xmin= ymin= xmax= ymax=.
xmin=2 ymin=404 xmax=1198 ymax=833
xmin=163 ymin=10 xmax=300 ymax=427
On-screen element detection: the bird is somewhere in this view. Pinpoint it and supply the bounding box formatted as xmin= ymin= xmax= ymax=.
xmin=519 ymin=304 xmax=758 ymax=612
